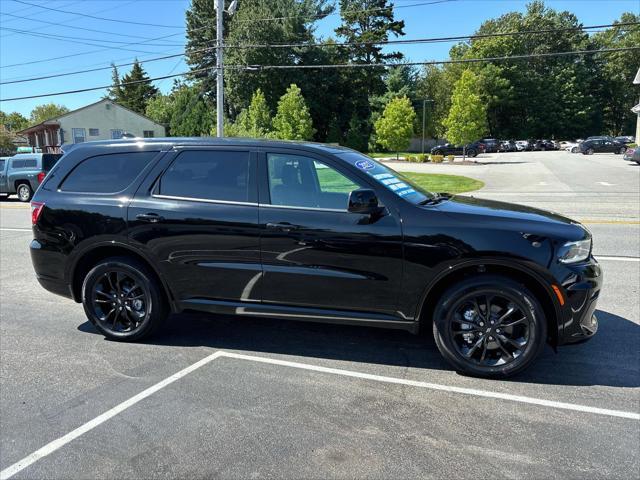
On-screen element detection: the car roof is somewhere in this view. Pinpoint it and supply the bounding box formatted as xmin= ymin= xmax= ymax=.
xmin=63 ymin=137 xmax=356 ymax=155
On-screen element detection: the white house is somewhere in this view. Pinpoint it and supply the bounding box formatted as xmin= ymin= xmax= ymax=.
xmin=18 ymin=99 xmax=165 ymax=153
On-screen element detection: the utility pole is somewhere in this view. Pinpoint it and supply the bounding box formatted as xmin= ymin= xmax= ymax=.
xmin=215 ymin=0 xmax=224 ymax=137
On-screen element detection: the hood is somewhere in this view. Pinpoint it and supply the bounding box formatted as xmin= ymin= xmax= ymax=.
xmin=429 ymin=195 xmax=589 ymax=241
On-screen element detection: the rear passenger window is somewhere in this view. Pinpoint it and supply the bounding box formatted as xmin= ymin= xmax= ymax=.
xmin=60 ymin=151 xmax=157 ymax=193
xmin=158 ymin=150 xmax=250 ymax=203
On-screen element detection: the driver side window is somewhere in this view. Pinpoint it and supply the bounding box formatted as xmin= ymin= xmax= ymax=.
xmin=267 ymin=153 xmax=362 ymax=210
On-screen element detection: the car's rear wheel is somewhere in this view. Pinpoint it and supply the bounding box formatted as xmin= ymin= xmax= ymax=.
xmin=82 ymin=256 xmax=167 ymax=341
xmin=16 ymin=183 xmax=32 ymax=202
xmin=571 ymin=147 xmax=578 ymax=153
xmin=432 ymin=275 xmax=546 ymax=378
xmin=433 ymin=150 xmax=443 ymax=156
xmin=585 ymin=148 xmax=594 ymax=155
xmin=617 ymin=147 xmax=626 ymax=154
xmin=467 ymin=149 xmax=478 ymax=158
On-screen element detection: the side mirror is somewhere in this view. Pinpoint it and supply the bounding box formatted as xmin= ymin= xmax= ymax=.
xmin=348 ymin=189 xmax=379 ymax=214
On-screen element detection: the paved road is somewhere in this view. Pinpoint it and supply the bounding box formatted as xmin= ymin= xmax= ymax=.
xmin=0 ymin=151 xmax=638 ymax=479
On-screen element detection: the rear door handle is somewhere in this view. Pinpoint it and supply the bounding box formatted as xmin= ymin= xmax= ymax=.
xmin=136 ymin=213 xmax=164 ymax=223
xmin=266 ymin=222 xmax=298 ymax=232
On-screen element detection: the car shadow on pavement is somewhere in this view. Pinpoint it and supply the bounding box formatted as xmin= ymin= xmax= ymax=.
xmin=78 ymin=309 xmax=638 ymax=388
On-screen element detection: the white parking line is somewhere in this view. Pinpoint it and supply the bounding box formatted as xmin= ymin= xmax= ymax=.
xmin=0 ymin=351 xmax=225 ymax=480
xmin=1 ymin=350 xmax=638 ymax=479
xmin=597 ymin=256 xmax=640 ymax=262
xmin=0 ymin=228 xmax=31 ymax=232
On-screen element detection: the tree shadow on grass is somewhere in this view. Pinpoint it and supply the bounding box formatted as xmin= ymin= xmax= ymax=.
xmin=79 ymin=309 xmax=638 ymax=388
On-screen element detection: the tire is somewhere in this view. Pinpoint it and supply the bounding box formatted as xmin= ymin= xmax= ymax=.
xmin=585 ymin=148 xmax=594 ymax=155
xmin=432 ymin=275 xmax=547 ymax=378
xmin=81 ymin=256 xmax=168 ymax=341
xmin=16 ymin=183 xmax=33 ymax=202
xmin=433 ymin=150 xmax=443 ymax=156
xmin=468 ymin=149 xmax=478 ymax=158
xmin=617 ymin=147 xmax=626 ymax=155
xmin=571 ymin=147 xmax=578 ymax=153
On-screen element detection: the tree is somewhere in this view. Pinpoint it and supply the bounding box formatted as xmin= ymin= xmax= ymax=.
xmin=0 ymin=126 xmax=17 ymax=155
xmin=0 ymin=111 xmax=29 ymax=131
xmin=592 ymin=13 xmax=640 ymax=135
xmin=272 ymin=84 xmax=315 ymax=140
xmin=29 ymin=104 xmax=69 ymax=125
xmin=235 ymin=88 xmax=272 ymax=137
xmin=168 ymin=83 xmax=214 ymax=137
xmin=105 ymin=63 xmax=122 ymax=101
xmin=335 ymin=0 xmax=406 ymax=146
xmin=110 ymin=60 xmax=159 ymax=114
xmin=145 ymin=94 xmax=176 ymax=135
xmin=374 ymin=96 xmax=416 ymax=159
xmin=186 ymin=0 xmax=332 ymax=121
xmin=443 ymin=70 xmax=487 ymax=160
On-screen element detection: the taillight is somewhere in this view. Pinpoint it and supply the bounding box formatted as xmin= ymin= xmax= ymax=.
xmin=31 ymin=201 xmax=45 ymax=226
xmin=37 ymin=171 xmax=46 ymax=184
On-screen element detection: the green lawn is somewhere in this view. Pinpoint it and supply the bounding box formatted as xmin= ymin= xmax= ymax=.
xmin=399 ymin=172 xmax=484 ymax=194
xmin=316 ymin=168 xmax=484 ymax=195
xmin=368 ymin=152 xmax=414 ymax=159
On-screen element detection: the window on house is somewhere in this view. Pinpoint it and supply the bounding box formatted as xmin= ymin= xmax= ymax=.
xmin=89 ymin=128 xmax=100 ymax=136
xmin=110 ymin=129 xmax=124 ymax=139
xmin=143 ymin=130 xmax=154 ymax=138
xmin=72 ymin=128 xmax=86 ymax=144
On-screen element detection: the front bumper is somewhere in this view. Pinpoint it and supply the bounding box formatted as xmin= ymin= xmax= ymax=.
xmin=555 ymin=256 xmax=602 ymax=344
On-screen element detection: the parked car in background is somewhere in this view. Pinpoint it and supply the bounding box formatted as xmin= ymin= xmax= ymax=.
xmin=615 ymin=136 xmax=635 ymax=144
xmin=559 ymin=141 xmax=581 ymax=153
xmin=431 ymin=141 xmax=485 ymax=157
xmin=515 ymin=140 xmax=531 ymax=151
xmin=479 ymin=138 xmax=499 ymax=153
xmin=579 ymin=138 xmax=627 ymax=155
xmin=534 ymin=139 xmax=557 ymax=151
xmin=29 ymin=137 xmax=602 ymax=378
xmin=0 ymin=153 xmax=63 ymax=201
xmin=623 ymin=146 xmax=640 ymax=164
xmin=498 ymin=140 xmax=517 ymax=152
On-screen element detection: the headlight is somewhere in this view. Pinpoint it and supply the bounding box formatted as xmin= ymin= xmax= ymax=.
xmin=558 ymin=238 xmax=592 ymax=264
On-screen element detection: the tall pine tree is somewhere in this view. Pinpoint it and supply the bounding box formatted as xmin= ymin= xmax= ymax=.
xmin=110 ymin=60 xmax=159 ymax=114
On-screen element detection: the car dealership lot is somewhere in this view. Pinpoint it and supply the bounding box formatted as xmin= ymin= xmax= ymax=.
xmin=1 ymin=151 xmax=638 ymax=479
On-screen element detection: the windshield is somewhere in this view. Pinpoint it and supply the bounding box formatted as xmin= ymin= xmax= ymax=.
xmin=336 ymin=151 xmax=433 ymax=204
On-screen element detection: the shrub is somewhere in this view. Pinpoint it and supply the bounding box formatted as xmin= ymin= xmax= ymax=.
xmin=416 ymin=153 xmax=428 ymax=163
xmin=431 ymin=155 xmax=444 ymax=163
xmin=447 ymin=154 xmax=455 ymax=162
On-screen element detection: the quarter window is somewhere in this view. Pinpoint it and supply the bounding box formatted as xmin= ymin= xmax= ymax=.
xmin=267 ymin=153 xmax=362 ymax=210
xmin=143 ymin=130 xmax=154 ymax=138
xmin=158 ymin=150 xmax=251 ymax=203
xmin=60 ymin=151 xmax=157 ymax=193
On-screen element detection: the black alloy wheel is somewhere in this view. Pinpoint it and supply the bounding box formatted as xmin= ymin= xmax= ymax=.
xmin=433 ymin=275 xmax=546 ymax=378
xmin=82 ymin=257 xmax=167 ymax=341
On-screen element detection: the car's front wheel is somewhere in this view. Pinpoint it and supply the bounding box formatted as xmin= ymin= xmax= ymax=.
xmin=82 ymin=256 xmax=168 ymax=341
xmin=571 ymin=147 xmax=578 ymax=153
xmin=584 ymin=148 xmax=594 ymax=155
xmin=617 ymin=147 xmax=626 ymax=154
xmin=432 ymin=275 xmax=547 ymax=378
xmin=467 ymin=149 xmax=478 ymax=158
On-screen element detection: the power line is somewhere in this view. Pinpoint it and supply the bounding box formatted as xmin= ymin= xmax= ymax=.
xmin=2 ymin=47 xmax=637 ymax=103
xmin=224 ymin=21 xmax=639 ymax=49
xmin=0 ymin=11 xmax=176 ymax=41
xmin=10 ymin=0 xmax=184 ymax=28
xmin=2 ymin=22 xmax=636 ymax=85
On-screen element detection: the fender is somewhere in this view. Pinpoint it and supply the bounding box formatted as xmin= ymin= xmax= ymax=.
xmin=414 ymin=256 xmax=566 ymax=342
xmin=66 ymin=237 xmax=178 ymax=312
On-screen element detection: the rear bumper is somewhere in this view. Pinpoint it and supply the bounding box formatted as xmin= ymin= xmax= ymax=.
xmin=556 ymin=256 xmax=602 ymax=345
xmin=30 ymin=238 xmax=73 ymax=300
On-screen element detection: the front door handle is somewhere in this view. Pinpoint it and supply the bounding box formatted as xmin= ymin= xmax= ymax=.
xmin=266 ymin=222 xmax=298 ymax=232
xmin=136 ymin=213 xmax=164 ymax=223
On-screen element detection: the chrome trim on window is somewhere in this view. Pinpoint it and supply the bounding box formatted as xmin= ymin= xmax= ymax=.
xmin=259 ymin=203 xmax=347 ymax=213
xmin=152 ymin=193 xmax=258 ymax=207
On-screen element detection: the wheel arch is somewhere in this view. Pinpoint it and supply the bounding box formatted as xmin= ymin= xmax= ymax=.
xmin=68 ymin=243 xmax=176 ymax=311
xmin=416 ymin=260 xmax=562 ymax=347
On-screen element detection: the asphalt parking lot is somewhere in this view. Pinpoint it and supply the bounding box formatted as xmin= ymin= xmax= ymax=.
xmin=0 ymin=151 xmax=638 ymax=479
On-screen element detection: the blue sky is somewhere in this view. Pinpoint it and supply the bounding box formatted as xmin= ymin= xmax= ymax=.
xmin=1 ymin=0 xmax=638 ymax=116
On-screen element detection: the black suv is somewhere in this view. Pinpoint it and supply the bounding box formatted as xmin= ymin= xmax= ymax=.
xmin=30 ymin=138 xmax=601 ymax=378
